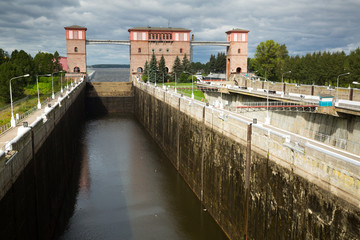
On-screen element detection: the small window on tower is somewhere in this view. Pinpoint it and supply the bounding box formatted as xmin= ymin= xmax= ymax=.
xmin=152 ymin=49 xmax=155 ymax=52
xmin=180 ymin=48 xmax=183 ymax=53
xmin=238 ymin=49 xmax=241 ymax=54
xmin=138 ymin=48 xmax=141 ymax=53
xmin=74 ymin=47 xmax=78 ymax=52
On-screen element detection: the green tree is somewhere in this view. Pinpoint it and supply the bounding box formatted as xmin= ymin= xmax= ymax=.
xmin=208 ymin=54 xmax=216 ymax=73
xmin=148 ymin=52 xmax=158 ymax=83
xmin=0 ymin=62 xmax=25 ymax=102
xmin=182 ymin=54 xmax=191 ymax=73
xmin=10 ymin=50 xmax=34 ymax=85
xmin=53 ymin=51 xmax=62 ymax=72
xmin=215 ymin=52 xmax=226 ymax=73
xmin=142 ymin=60 xmax=149 ymax=82
xmin=158 ymin=55 xmax=167 ymax=83
xmin=347 ymin=48 xmax=360 ymax=85
xmin=172 ymin=55 xmax=182 ymax=82
xmin=0 ymin=48 xmax=9 ymax=65
xmin=253 ymin=40 xmax=288 ymax=81
xmin=33 ymin=51 xmax=55 ymax=75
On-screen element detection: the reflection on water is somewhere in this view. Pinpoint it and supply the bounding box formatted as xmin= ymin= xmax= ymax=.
xmin=88 ymin=68 xmax=130 ymax=82
xmin=59 ymin=115 xmax=228 ymax=240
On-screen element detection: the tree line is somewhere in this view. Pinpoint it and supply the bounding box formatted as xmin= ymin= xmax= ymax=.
xmin=143 ymin=53 xmax=193 ymax=83
xmin=249 ymin=40 xmax=360 ymax=87
xmin=0 ymin=48 xmax=62 ymax=103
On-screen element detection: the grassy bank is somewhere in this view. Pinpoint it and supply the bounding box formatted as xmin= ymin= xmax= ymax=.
xmin=0 ymin=76 xmax=65 ymax=126
xmin=163 ymin=82 xmax=207 ymax=102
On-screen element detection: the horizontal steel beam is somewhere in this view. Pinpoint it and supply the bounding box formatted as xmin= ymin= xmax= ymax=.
xmin=191 ymin=41 xmax=230 ymax=46
xmin=86 ymin=40 xmax=130 ymax=45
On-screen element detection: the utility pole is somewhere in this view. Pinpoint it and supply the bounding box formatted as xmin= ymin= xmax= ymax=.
xmin=243 ymin=123 xmax=252 ymax=240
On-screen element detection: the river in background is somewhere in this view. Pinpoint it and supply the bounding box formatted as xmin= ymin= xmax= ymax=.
xmin=58 ymin=68 xmax=228 ymax=239
xmin=88 ymin=67 xmax=130 ymax=82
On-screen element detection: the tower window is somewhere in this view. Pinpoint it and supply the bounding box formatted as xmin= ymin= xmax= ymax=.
xmin=180 ymin=48 xmax=183 ymax=53
xmin=138 ymin=48 xmax=141 ymax=53
xmin=238 ymin=49 xmax=241 ymax=54
xmin=74 ymin=47 xmax=78 ymax=52
xmin=74 ymin=67 xmax=80 ymax=73
xmin=152 ymin=49 xmax=155 ymax=52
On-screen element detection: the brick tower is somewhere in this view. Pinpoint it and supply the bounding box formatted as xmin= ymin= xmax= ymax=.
xmin=64 ymin=25 xmax=87 ymax=73
xmin=226 ymin=29 xmax=249 ymax=78
xmin=128 ymin=27 xmax=191 ymax=76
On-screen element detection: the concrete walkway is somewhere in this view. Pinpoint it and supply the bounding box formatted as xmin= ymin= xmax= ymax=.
xmin=0 ymin=87 xmax=78 ymax=152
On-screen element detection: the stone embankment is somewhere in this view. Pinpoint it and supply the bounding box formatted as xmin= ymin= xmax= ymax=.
xmin=0 ymin=81 xmax=85 ymax=239
xmin=134 ymin=80 xmax=360 ymax=240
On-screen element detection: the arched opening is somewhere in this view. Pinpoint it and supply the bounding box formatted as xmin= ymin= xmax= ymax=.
xmin=137 ymin=67 xmax=143 ymax=73
xmin=74 ymin=67 xmax=80 ymax=73
xmin=138 ymin=48 xmax=141 ymax=53
xmin=236 ymin=67 xmax=242 ymax=73
xmin=165 ymin=67 xmax=169 ymax=73
xmin=74 ymin=47 xmax=78 ymax=52
xmin=180 ymin=48 xmax=183 ymax=53
xmin=238 ymin=48 xmax=241 ymax=54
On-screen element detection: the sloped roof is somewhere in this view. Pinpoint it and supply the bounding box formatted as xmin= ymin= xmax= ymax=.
xmin=128 ymin=27 xmax=191 ymax=32
xmin=64 ymin=25 xmax=87 ymax=30
xmin=226 ymin=28 xmax=250 ymax=33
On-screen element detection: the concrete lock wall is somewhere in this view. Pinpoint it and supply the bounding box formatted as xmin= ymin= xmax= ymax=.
xmin=0 ymin=81 xmax=85 ymax=239
xmin=204 ymin=92 xmax=360 ymax=156
xmin=134 ymin=81 xmax=360 ymax=240
xmin=85 ymin=82 xmax=134 ymax=116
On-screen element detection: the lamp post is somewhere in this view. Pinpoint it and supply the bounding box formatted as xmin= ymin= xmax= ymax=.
xmin=265 ymin=80 xmax=273 ymax=125
xmin=51 ymin=70 xmax=64 ymax=98
xmin=336 ymin=72 xmax=350 ymax=104
xmin=36 ymin=74 xmax=51 ymax=109
xmin=281 ymin=71 xmax=291 ymax=97
xmin=191 ymin=74 xmax=194 ymax=99
xmin=9 ymin=74 xmax=30 ymax=127
xmin=184 ymin=72 xmax=194 ymax=99
xmin=174 ymin=72 xmax=177 ymax=93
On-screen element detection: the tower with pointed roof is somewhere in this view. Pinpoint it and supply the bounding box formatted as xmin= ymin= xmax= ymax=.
xmin=64 ymin=25 xmax=87 ymax=74
xmin=226 ymin=29 xmax=249 ymax=78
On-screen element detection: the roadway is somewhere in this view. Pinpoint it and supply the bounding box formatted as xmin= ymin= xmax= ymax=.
xmin=196 ymin=82 xmax=360 ymax=115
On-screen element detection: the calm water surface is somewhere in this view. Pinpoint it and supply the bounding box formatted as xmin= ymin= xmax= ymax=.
xmin=59 ymin=95 xmax=228 ymax=239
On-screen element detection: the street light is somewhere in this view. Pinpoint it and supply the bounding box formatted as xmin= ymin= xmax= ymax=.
xmin=281 ymin=71 xmax=291 ymax=97
xmin=265 ymin=80 xmax=273 ymax=125
xmin=174 ymin=72 xmax=177 ymax=93
xmin=184 ymin=72 xmax=194 ymax=99
xmin=51 ymin=70 xmax=64 ymax=98
xmin=9 ymin=74 xmax=30 ymax=127
xmin=36 ymin=74 xmax=51 ymax=109
xmin=336 ymin=72 xmax=350 ymax=103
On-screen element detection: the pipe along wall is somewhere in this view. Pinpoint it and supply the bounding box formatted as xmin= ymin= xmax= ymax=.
xmin=134 ymin=85 xmax=360 ymax=240
xmin=0 ymin=82 xmax=85 ymax=239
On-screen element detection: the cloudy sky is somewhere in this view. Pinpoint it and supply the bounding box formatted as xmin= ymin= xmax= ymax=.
xmin=1 ymin=0 xmax=359 ymax=65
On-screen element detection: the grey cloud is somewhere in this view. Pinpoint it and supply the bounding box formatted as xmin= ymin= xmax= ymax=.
xmin=0 ymin=0 xmax=360 ymax=64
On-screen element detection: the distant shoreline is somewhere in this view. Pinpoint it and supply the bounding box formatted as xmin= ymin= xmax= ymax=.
xmin=88 ymin=64 xmax=130 ymax=68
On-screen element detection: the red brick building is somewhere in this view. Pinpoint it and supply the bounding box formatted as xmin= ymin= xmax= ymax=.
xmin=64 ymin=25 xmax=249 ymax=79
xmin=128 ymin=27 xmax=191 ymax=75
xmin=226 ymin=29 xmax=249 ymax=77
xmin=64 ymin=25 xmax=87 ymax=74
